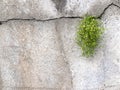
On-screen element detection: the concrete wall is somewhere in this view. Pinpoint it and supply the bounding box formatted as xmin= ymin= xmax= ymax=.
xmin=0 ymin=0 xmax=120 ymax=90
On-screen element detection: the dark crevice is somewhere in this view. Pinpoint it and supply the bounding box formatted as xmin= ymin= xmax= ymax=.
xmin=0 ymin=17 xmax=83 ymax=23
xmin=0 ymin=3 xmax=120 ymax=23
xmin=0 ymin=22 xmax=2 ymax=25
xmin=97 ymin=3 xmax=120 ymax=19
xmin=52 ymin=0 xmax=67 ymax=13
xmin=97 ymin=3 xmax=113 ymax=19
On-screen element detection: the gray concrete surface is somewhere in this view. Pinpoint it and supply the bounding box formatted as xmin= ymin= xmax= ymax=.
xmin=58 ymin=18 xmax=104 ymax=90
xmin=0 ymin=0 xmax=120 ymax=21
xmin=102 ymin=5 xmax=120 ymax=88
xmin=0 ymin=21 xmax=72 ymax=89
xmin=0 ymin=0 xmax=120 ymax=90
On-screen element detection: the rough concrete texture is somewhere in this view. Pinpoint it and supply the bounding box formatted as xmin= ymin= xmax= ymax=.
xmin=0 ymin=0 xmax=59 ymax=21
xmin=0 ymin=0 xmax=120 ymax=90
xmin=58 ymin=18 xmax=105 ymax=90
xmin=62 ymin=0 xmax=112 ymax=17
xmin=105 ymin=85 xmax=120 ymax=90
xmin=0 ymin=0 xmax=120 ymax=21
xmin=102 ymin=5 xmax=120 ymax=87
xmin=0 ymin=21 xmax=72 ymax=89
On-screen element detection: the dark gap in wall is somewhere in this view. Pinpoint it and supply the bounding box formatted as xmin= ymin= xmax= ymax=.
xmin=0 ymin=22 xmax=2 ymax=25
xmin=52 ymin=0 xmax=67 ymax=13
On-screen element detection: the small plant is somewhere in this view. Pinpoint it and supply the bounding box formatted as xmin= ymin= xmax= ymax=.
xmin=76 ymin=15 xmax=104 ymax=57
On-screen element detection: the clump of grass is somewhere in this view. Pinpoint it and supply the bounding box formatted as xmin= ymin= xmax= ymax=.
xmin=76 ymin=15 xmax=104 ymax=57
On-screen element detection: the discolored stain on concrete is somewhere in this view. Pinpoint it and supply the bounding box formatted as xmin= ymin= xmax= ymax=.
xmin=52 ymin=0 xmax=66 ymax=12
xmin=0 ymin=22 xmax=2 ymax=25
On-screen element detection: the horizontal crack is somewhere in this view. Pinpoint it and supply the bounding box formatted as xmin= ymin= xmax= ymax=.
xmin=0 ymin=17 xmax=83 ymax=25
xmin=0 ymin=3 xmax=120 ymax=24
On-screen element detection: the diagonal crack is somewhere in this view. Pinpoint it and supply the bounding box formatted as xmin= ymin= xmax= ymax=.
xmin=97 ymin=3 xmax=120 ymax=19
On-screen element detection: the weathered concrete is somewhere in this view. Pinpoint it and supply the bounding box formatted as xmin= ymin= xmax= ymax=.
xmin=2 ymin=87 xmax=63 ymax=90
xmin=0 ymin=21 xmax=72 ymax=89
xmin=0 ymin=0 xmax=120 ymax=90
xmin=57 ymin=18 xmax=105 ymax=90
xmin=62 ymin=0 xmax=113 ymax=17
xmin=0 ymin=0 xmax=119 ymax=21
xmin=102 ymin=5 xmax=120 ymax=87
xmin=105 ymin=85 xmax=120 ymax=90
xmin=0 ymin=0 xmax=59 ymax=21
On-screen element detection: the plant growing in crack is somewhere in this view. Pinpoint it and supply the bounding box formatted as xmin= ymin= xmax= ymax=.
xmin=76 ymin=15 xmax=104 ymax=57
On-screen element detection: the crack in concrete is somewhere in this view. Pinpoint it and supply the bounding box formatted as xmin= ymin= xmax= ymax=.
xmin=97 ymin=3 xmax=120 ymax=19
xmin=0 ymin=2 xmax=120 ymax=90
xmin=0 ymin=3 xmax=120 ymax=25
xmin=0 ymin=17 xmax=82 ymax=25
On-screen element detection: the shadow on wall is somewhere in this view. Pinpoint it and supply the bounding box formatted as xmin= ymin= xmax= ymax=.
xmin=51 ymin=0 xmax=67 ymax=12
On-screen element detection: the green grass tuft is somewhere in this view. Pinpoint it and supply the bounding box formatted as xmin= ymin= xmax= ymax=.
xmin=76 ymin=15 xmax=104 ymax=57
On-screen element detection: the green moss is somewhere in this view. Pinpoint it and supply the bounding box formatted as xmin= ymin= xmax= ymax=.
xmin=76 ymin=15 xmax=104 ymax=57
